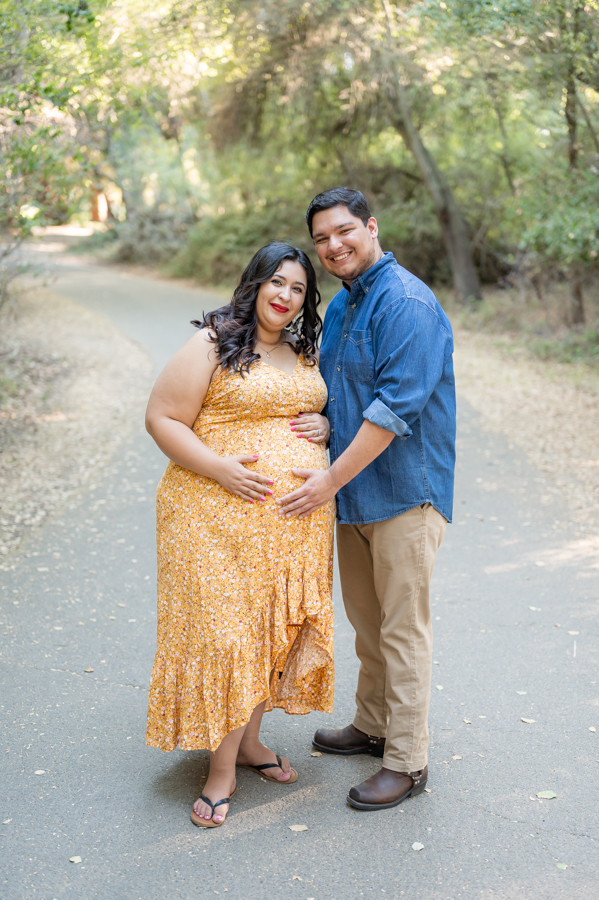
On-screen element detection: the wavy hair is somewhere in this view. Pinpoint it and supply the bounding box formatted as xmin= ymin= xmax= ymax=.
xmin=192 ymin=242 xmax=322 ymax=375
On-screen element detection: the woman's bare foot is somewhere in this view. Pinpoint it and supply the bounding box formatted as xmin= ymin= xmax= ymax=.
xmin=236 ymin=740 xmax=292 ymax=782
xmin=192 ymin=773 xmax=236 ymax=825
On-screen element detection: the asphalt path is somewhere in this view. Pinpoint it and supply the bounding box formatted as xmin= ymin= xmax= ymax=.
xmin=1 ymin=257 xmax=598 ymax=899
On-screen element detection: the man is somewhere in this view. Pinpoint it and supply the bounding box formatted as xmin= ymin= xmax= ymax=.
xmin=277 ymin=187 xmax=456 ymax=811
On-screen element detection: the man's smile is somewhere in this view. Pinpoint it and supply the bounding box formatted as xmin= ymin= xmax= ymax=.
xmin=330 ymin=251 xmax=352 ymax=263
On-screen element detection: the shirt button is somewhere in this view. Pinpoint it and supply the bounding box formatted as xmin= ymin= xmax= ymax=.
xmin=331 ymin=427 xmax=334 ymax=433
xmin=331 ymin=397 xmax=335 ymax=402
xmin=337 ymin=366 xmax=341 ymax=371
xmin=351 ymin=303 xmax=356 ymax=309
xmin=343 ymin=333 xmax=348 ymax=339
xmin=365 ymin=286 xmax=369 ymax=292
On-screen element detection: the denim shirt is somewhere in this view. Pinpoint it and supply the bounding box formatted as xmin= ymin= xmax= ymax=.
xmin=319 ymin=252 xmax=456 ymax=525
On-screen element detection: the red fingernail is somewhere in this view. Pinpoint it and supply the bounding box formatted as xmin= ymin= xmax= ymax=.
xmin=291 ymin=426 xmax=296 ymax=431
xmin=260 ymin=497 xmax=265 ymax=502
xmin=267 ymin=490 xmax=273 ymax=495
xmin=253 ymin=455 xmax=259 ymax=458
xmin=248 ymin=498 xmax=254 ymax=503
xmin=268 ymin=480 xmax=275 ymax=484
xmin=308 ymin=437 xmax=312 ymax=441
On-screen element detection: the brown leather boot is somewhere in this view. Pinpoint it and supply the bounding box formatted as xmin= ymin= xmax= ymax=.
xmin=312 ymin=723 xmax=385 ymax=758
xmin=347 ymin=765 xmax=428 ymax=810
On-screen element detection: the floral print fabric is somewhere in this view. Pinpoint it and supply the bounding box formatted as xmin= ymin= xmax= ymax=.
xmin=146 ymin=357 xmax=335 ymax=752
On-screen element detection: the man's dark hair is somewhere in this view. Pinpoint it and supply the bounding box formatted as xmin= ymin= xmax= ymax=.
xmin=305 ymin=187 xmax=372 ymax=237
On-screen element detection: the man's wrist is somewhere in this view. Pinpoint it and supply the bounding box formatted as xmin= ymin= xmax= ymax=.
xmin=326 ymin=464 xmax=345 ymax=494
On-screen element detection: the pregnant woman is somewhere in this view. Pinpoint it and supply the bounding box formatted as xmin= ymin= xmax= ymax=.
xmin=145 ymin=242 xmax=334 ymax=828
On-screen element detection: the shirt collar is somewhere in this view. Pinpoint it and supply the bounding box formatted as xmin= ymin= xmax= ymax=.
xmin=342 ymin=252 xmax=396 ymax=301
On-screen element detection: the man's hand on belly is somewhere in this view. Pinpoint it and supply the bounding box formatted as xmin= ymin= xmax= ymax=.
xmin=277 ymin=469 xmax=337 ymax=519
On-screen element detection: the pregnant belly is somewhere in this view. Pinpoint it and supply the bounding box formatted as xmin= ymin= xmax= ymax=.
xmin=199 ymin=417 xmax=328 ymax=492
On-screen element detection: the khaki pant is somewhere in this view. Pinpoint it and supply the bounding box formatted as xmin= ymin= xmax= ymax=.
xmin=337 ymin=503 xmax=446 ymax=773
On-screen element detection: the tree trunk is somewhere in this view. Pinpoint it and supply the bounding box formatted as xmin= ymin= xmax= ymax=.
xmin=482 ymin=70 xmax=516 ymax=194
xmin=570 ymin=272 xmax=585 ymax=325
xmin=388 ymin=82 xmax=482 ymax=303
xmin=563 ymin=3 xmax=581 ymax=170
xmin=565 ymin=67 xmax=578 ymax=170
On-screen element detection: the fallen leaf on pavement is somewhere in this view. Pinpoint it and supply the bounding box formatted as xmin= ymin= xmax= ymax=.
xmin=436 ymin=685 xmax=444 ymax=691
xmin=424 ymin=788 xmax=431 ymax=793
xmin=69 ymin=856 xmax=82 ymax=864
xmin=521 ymin=718 xmax=536 ymax=724
xmin=289 ymin=824 xmax=308 ymax=832
xmin=452 ymin=755 xmax=463 ymax=760
xmin=84 ymin=667 xmax=94 ymax=673
xmin=310 ymin=752 xmax=321 ymax=757
xmin=412 ymin=842 xmax=424 ymax=851
xmin=2 ymin=819 xmax=12 ymax=824
xmin=528 ymin=606 xmax=541 ymax=611
xmin=463 ymin=718 xmax=472 ymax=724
xmin=34 ymin=770 xmax=45 ymax=775
xmin=589 ymin=727 xmax=596 ymax=733
xmin=292 ymin=875 xmax=303 ymax=881
xmin=529 ymin=796 xmax=536 ymax=801
xmin=556 ymin=863 xmax=567 ymax=870
xmin=516 ymin=691 xmax=527 ymax=695
xmin=568 ymin=631 xmax=579 ymax=635
xmin=537 ymin=790 xmax=556 ymax=799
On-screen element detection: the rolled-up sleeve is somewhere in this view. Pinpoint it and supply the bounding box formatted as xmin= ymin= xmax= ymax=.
xmin=363 ymin=398 xmax=412 ymax=437
xmin=362 ymin=296 xmax=453 ymax=438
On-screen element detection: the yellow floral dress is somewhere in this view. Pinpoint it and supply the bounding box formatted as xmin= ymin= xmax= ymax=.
xmin=146 ymin=356 xmax=335 ymax=752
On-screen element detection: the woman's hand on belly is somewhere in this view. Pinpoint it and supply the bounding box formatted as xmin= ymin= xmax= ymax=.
xmin=213 ymin=454 xmax=275 ymax=502
xmin=290 ymin=412 xmax=330 ymax=444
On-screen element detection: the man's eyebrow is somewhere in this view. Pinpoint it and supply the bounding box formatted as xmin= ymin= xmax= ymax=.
xmin=312 ymin=221 xmax=356 ymax=238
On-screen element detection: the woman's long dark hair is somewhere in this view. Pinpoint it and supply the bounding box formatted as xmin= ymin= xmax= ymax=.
xmin=191 ymin=242 xmax=322 ymax=375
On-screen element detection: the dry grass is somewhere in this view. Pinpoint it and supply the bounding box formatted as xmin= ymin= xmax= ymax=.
xmin=443 ymin=282 xmax=599 ymax=368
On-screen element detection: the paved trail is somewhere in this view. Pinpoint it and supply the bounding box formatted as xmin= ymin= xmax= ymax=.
xmin=1 ymin=258 xmax=598 ymax=900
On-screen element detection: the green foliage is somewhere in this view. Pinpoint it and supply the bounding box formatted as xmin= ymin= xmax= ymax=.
xmin=520 ymin=171 xmax=599 ymax=266
xmin=169 ymin=202 xmax=314 ymax=285
xmin=1 ymin=0 xmax=598 ymax=331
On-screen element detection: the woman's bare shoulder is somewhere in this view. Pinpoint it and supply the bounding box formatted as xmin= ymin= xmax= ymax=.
xmin=182 ymin=328 xmax=219 ymax=363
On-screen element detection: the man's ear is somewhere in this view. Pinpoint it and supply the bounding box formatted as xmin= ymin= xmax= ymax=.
xmin=367 ymin=217 xmax=379 ymax=240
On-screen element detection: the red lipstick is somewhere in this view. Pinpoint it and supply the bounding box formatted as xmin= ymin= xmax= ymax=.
xmin=271 ymin=303 xmax=289 ymax=313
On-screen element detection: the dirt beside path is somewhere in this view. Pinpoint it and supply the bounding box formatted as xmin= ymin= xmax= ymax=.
xmin=453 ymin=326 xmax=599 ymax=532
xmin=0 ymin=287 xmax=152 ymax=558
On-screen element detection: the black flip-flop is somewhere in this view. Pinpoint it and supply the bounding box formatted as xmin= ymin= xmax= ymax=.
xmin=239 ymin=755 xmax=298 ymax=784
xmin=190 ymin=786 xmax=237 ymax=827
